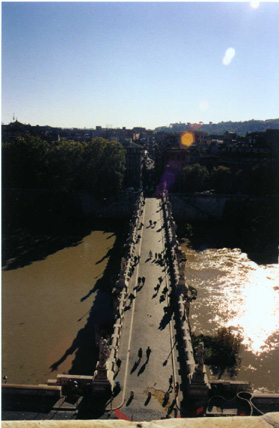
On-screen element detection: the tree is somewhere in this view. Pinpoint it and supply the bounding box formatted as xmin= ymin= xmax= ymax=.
xmin=192 ymin=327 xmax=242 ymax=379
xmin=176 ymin=164 xmax=209 ymax=193
xmin=2 ymin=135 xmax=126 ymax=198
xmin=211 ymin=166 xmax=233 ymax=194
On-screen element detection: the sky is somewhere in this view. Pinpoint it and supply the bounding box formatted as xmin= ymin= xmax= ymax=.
xmin=2 ymin=1 xmax=279 ymax=129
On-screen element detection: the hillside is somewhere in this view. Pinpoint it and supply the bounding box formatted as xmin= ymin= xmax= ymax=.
xmin=155 ymin=119 xmax=279 ymax=135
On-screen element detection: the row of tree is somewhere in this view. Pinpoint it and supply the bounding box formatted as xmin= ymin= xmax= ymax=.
xmin=169 ymin=163 xmax=279 ymax=196
xmin=2 ymin=135 xmax=126 ymax=198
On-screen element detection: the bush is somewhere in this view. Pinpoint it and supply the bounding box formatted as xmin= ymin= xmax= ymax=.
xmin=192 ymin=327 xmax=242 ymax=379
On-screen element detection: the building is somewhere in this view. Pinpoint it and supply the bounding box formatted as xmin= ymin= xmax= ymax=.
xmin=121 ymin=141 xmax=145 ymax=188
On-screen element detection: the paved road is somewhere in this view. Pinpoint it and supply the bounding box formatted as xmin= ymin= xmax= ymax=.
xmin=106 ymin=197 xmax=181 ymax=421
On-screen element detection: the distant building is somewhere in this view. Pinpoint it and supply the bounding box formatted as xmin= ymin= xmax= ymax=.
xmin=121 ymin=141 xmax=145 ymax=188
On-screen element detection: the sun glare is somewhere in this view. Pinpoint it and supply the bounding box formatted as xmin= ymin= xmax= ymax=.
xmin=250 ymin=0 xmax=260 ymax=9
xmin=181 ymin=131 xmax=195 ymax=147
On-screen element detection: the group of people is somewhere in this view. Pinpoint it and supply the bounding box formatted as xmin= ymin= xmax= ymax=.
xmin=137 ymin=276 xmax=146 ymax=285
xmin=137 ymin=346 xmax=151 ymax=361
xmin=148 ymin=219 xmax=157 ymax=228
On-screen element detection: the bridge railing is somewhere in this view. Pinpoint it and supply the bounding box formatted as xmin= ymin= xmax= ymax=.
xmin=161 ymin=192 xmax=210 ymax=403
xmin=93 ymin=192 xmax=145 ymax=387
xmin=161 ymin=193 xmax=196 ymax=375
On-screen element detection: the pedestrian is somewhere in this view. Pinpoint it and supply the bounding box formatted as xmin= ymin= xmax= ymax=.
xmin=175 ymin=382 xmax=179 ymax=396
xmin=138 ymin=348 xmax=143 ymax=359
xmin=130 ymin=390 xmax=134 ymax=399
xmin=169 ymin=375 xmax=173 ymax=387
xmin=138 ymin=277 xmax=141 ymax=285
xmin=146 ymin=346 xmax=151 ymax=360
xmin=142 ymin=277 xmax=145 ymax=285
xmin=155 ymin=252 xmax=157 ymax=259
xmin=149 ymin=250 xmax=153 ymax=258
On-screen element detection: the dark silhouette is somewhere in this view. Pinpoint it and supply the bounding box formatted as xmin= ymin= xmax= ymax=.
xmin=126 ymin=392 xmax=134 ymax=406
xmin=130 ymin=360 xmax=141 ymax=374
xmin=162 ymin=391 xmax=169 ymax=407
xmin=137 ymin=361 xmax=148 ymax=376
xmin=144 ymin=392 xmax=152 ymax=406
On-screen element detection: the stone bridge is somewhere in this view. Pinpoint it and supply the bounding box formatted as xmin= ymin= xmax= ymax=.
xmin=4 ymin=193 xmax=279 ymax=421
xmin=91 ymin=194 xmax=210 ymax=420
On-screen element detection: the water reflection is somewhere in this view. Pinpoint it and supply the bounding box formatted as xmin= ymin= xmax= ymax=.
xmin=185 ymin=247 xmax=279 ymax=385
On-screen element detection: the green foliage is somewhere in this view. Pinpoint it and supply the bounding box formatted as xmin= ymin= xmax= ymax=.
xmin=174 ymin=163 xmax=210 ymax=193
xmin=192 ymin=327 xmax=242 ymax=379
xmin=2 ymin=135 xmax=126 ymax=198
xmin=171 ymin=161 xmax=279 ymax=195
xmin=176 ymin=221 xmax=193 ymax=242
xmin=210 ymin=166 xmax=233 ymax=194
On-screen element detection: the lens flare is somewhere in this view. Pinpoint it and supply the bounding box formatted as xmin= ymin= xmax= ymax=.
xmin=222 ymin=47 xmax=236 ymax=66
xmin=181 ymin=131 xmax=195 ymax=147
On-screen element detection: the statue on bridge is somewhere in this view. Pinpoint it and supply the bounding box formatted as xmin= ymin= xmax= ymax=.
xmin=194 ymin=341 xmax=206 ymax=373
xmin=99 ymin=338 xmax=110 ymax=368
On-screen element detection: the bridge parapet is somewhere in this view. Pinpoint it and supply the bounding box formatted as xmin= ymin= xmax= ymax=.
xmin=92 ymin=192 xmax=145 ymax=393
xmin=161 ymin=193 xmax=210 ymax=405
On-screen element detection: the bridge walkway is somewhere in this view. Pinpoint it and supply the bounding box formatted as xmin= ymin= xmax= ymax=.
xmin=106 ymin=197 xmax=182 ymax=420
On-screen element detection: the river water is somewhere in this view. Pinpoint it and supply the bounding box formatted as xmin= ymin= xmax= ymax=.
xmin=2 ymin=230 xmax=116 ymax=385
xmin=183 ymin=245 xmax=279 ymax=393
xmin=2 ymin=225 xmax=279 ymax=393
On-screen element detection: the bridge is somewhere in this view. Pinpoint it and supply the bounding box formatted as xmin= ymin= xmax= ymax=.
xmin=92 ymin=194 xmax=210 ymax=420
xmin=34 ymin=193 xmax=209 ymax=419
xmin=4 ymin=193 xmax=279 ymax=420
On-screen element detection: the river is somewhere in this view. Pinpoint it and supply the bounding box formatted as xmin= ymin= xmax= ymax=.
xmin=183 ymin=245 xmax=279 ymax=393
xmin=2 ymin=229 xmax=116 ymax=385
xmin=2 ymin=222 xmax=279 ymax=393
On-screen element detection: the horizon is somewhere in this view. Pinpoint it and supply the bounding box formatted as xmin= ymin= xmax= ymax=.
xmin=3 ymin=116 xmax=279 ymax=131
xmin=2 ymin=2 xmax=279 ymax=129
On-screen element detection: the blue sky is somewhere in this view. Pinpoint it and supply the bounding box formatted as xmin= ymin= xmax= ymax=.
xmin=2 ymin=2 xmax=279 ymax=129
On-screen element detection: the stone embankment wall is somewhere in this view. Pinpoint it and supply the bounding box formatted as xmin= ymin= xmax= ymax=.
xmin=168 ymin=193 xmax=227 ymax=220
xmin=168 ymin=193 xmax=279 ymax=221
xmin=76 ymin=191 xmax=140 ymax=219
xmin=3 ymin=188 xmax=140 ymax=221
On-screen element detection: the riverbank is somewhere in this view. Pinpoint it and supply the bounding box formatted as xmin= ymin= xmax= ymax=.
xmin=176 ymin=218 xmax=278 ymax=265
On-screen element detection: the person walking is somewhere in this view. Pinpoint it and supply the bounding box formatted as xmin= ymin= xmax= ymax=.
xmin=146 ymin=346 xmax=151 ymax=360
xmin=138 ymin=347 xmax=143 ymax=359
xmin=149 ymin=250 xmax=153 ymax=259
